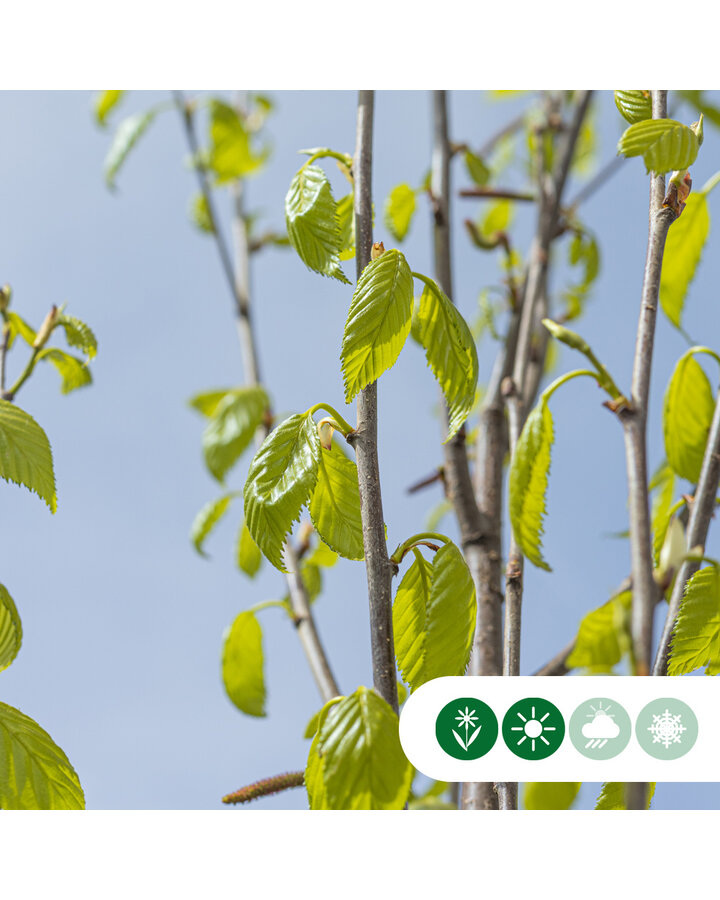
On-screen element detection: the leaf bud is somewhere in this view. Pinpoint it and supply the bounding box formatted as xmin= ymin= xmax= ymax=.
xmin=32 ymin=305 xmax=61 ymax=349
xmin=317 ymin=417 xmax=336 ymax=451
xmin=371 ymin=241 xmax=385 ymax=260
xmin=0 ymin=284 xmax=11 ymax=312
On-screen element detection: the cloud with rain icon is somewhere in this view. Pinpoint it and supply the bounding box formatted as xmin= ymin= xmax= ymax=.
xmin=582 ymin=704 xmax=620 ymax=749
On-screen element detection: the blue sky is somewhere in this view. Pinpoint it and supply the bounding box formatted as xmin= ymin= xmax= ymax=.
xmin=1 ymin=90 xmax=719 ymax=809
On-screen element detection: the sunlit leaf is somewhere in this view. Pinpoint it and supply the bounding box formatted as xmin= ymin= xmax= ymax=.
xmin=479 ymin=199 xmax=513 ymax=238
xmin=617 ymin=119 xmax=699 ymax=174
xmin=208 ymin=100 xmax=267 ymax=183
xmin=37 ymin=349 xmax=92 ymax=394
xmin=0 ymin=400 xmax=56 ymax=513
xmin=5 ymin=312 xmax=36 ymax=349
xmin=524 ymin=782 xmax=580 ymax=810
xmin=668 ymin=566 xmax=720 ymax=675
xmin=309 ymin=441 xmax=364 ymax=560
xmin=190 ymin=192 xmax=215 ymax=234
xmin=94 ymin=90 xmax=125 ymax=127
xmin=202 ymin=386 xmax=269 ymax=483
xmin=614 ymin=90 xmax=652 ymax=124
xmin=56 ymin=315 xmax=97 ymax=359
xmin=384 ymin=184 xmax=416 ymax=242
xmin=660 ymin=193 xmax=710 ymax=329
xmin=190 ymin=493 xmax=236 ymax=557
xmin=236 ymin=520 xmax=262 ymax=577
xmin=595 ymin=782 xmax=655 ymax=810
xmin=464 ymin=150 xmax=490 ymax=186
xmin=650 ymin=461 xmax=676 ymax=566
xmin=663 ymin=351 xmax=715 ymax=483
xmin=0 ymin=584 xmax=22 ymax=673
xmin=221 ymin=611 xmax=266 ymax=717
xmin=566 ymin=590 xmax=632 ymax=671
xmin=336 ymin=192 xmax=355 ymax=261
xmin=105 ymin=111 xmax=156 ymax=189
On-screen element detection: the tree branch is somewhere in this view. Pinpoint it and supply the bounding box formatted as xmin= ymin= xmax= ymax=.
xmin=349 ymin=90 xmax=399 ymax=713
xmin=459 ymin=187 xmax=536 ymax=202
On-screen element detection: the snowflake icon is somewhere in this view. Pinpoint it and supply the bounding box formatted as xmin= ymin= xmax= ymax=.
xmin=648 ymin=708 xmax=687 ymax=749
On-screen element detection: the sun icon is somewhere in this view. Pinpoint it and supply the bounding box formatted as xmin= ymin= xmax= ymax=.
xmin=510 ymin=705 xmax=557 ymax=752
xmin=502 ymin=698 xmax=565 ymax=759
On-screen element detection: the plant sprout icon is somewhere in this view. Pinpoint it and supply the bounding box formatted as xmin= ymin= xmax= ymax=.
xmin=510 ymin=705 xmax=557 ymax=753
xmin=582 ymin=701 xmax=619 ymax=749
xmin=453 ymin=706 xmax=482 ymax=752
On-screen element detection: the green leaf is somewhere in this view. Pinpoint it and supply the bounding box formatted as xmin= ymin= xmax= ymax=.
xmin=190 ymin=192 xmax=215 ymax=234
xmin=285 ymin=164 xmax=349 ymax=283
xmin=413 ymin=278 xmax=478 ymax=440
xmin=479 ymin=199 xmax=513 ymax=238
xmin=221 ymin=611 xmax=266 ymax=717
xmin=336 ymin=192 xmax=356 ymax=261
xmin=650 ymin=461 xmax=676 ymax=566
xmin=509 ymin=398 xmax=554 ymax=571
xmin=0 ymin=702 xmax=84 ymax=809
xmin=617 ymin=119 xmax=699 ymax=174
xmin=524 ymin=782 xmax=581 ymax=810
xmin=563 ymin=229 xmax=600 ymax=321
xmin=668 ymin=566 xmax=720 ymax=675
xmin=304 ymin=696 xmax=343 ymax=740
xmin=301 ymin=561 xmax=323 ymax=602
xmin=94 ymin=90 xmax=125 ymax=127
xmin=393 ymin=543 xmax=476 ymax=691
xmin=663 ymin=352 xmax=715 ymax=483
xmin=202 ymin=386 xmax=269 ymax=483
xmin=0 ymin=584 xmax=22 ymax=672
xmin=614 ymin=90 xmax=652 ymax=124
xmin=660 ymin=193 xmax=710 ymax=329
xmin=188 ymin=388 xmax=235 ymax=418
xmin=566 ymin=590 xmax=632 ymax=672
xmin=309 ymin=441 xmax=364 ymax=561
xmin=104 ymin=111 xmax=156 ymax=189
xmin=190 ymin=493 xmax=236 ymax=557
xmin=464 ymin=150 xmax=490 ymax=186
xmin=5 ymin=312 xmax=36 ymax=348
xmin=244 ymin=412 xmax=320 ymax=571
xmin=208 ymin=100 xmax=267 ymax=183
xmin=305 ymin=540 xmax=338 ymax=569
xmin=340 ymin=249 xmax=414 ymax=402
xmin=0 ymin=400 xmax=56 ymax=513
xmin=595 ymin=782 xmax=655 ymax=810
xmin=56 ymin=315 xmax=97 ymax=359
xmin=310 ymin=687 xmax=413 ymax=810
xmin=236 ymin=520 xmax=262 ymax=577
xmin=37 ymin=349 xmax=92 ymax=394
xmin=679 ymin=91 xmax=720 ymax=129
xmin=384 ymin=184 xmax=416 ymax=242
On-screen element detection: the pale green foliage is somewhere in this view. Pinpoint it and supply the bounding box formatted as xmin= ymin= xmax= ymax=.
xmin=660 ymin=193 xmax=710 ymax=329
xmin=285 ymin=165 xmax=349 ymax=283
xmin=0 ymin=702 xmax=85 ymax=809
xmin=221 ymin=611 xmax=266 ymax=717
xmin=413 ymin=278 xmax=478 ymax=440
xmin=617 ymin=119 xmax=699 ymax=174
xmin=393 ymin=543 xmax=476 ymax=691
xmin=409 ymin=778 xmax=452 ymax=810
xmin=479 ymin=199 xmax=513 ymax=238
xmin=524 ymin=782 xmax=581 ymax=810
xmin=679 ymin=91 xmax=720 ymax=129
xmin=509 ymin=398 xmax=553 ymax=570
xmin=595 ymin=782 xmax=655 ymax=810
xmin=384 ymin=184 xmax=416 ymax=242
xmin=668 ymin=566 xmax=720 ymax=675
xmin=57 ymin=315 xmax=98 ymax=359
xmin=650 ymin=461 xmax=676 ymax=565
xmin=5 ymin=311 xmax=36 ymax=348
xmin=336 ymin=192 xmax=355 ymax=261
xmin=37 ymin=349 xmax=92 ymax=394
xmin=105 ymin=111 xmax=156 ymax=188
xmin=566 ymin=590 xmax=631 ymax=672
xmin=0 ymin=400 xmax=56 ymax=513
xmin=190 ymin=493 xmax=236 ymax=556
xmin=0 ymin=584 xmax=22 ymax=672
xmin=303 ymin=696 xmax=343 ymax=740
xmin=464 ymin=150 xmax=490 ymax=186
xmin=340 ymin=249 xmax=414 ymax=402
xmin=563 ymin=228 xmax=599 ymax=321
xmin=309 ymin=441 xmax=364 ymax=560
xmin=208 ymin=100 xmax=267 ymax=183
xmin=305 ymin=539 xmax=338 ymax=569
xmin=200 ymin=386 xmax=269 ymax=482
xmin=190 ymin=193 xmax=215 ymax=234
xmin=305 ymin=687 xmax=412 ymax=810
xmin=94 ymin=90 xmax=125 ymax=127
xmin=663 ymin=352 xmax=715 ymax=483
xmin=188 ymin=388 xmax=233 ymax=417
xmin=236 ymin=521 xmax=262 ymax=577
xmin=614 ymin=90 xmax=652 ymax=124
xmin=243 ymin=412 xmax=320 ymax=571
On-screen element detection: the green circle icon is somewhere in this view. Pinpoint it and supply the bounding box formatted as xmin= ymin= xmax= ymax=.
xmin=569 ymin=697 xmax=632 ymax=760
xmin=635 ymin=698 xmax=698 ymax=760
xmin=502 ymin=697 xmax=565 ymax=759
xmin=435 ymin=697 xmax=498 ymax=760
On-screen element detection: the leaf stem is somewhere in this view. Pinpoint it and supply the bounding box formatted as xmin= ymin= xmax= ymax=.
xmin=306 ymin=403 xmax=355 ymax=436
xmin=700 ymin=170 xmax=720 ymax=196
xmin=304 ymin=149 xmax=353 ymax=170
xmin=389 ymin=532 xmax=450 ymax=565
xmin=6 ymin=347 xmax=40 ymax=400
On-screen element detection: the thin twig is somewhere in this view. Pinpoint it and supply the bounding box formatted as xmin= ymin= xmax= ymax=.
xmin=477 ymin=111 xmax=527 ymax=158
xmin=0 ymin=320 xmax=9 ymax=393
xmin=348 ymin=90 xmax=399 ymax=714
xmin=459 ymin=187 xmax=536 ymax=202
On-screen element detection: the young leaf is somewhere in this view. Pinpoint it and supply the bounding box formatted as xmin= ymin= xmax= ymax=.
xmin=464 ymin=150 xmax=490 ymax=186
xmin=56 ymin=315 xmax=98 ymax=359
xmin=104 ymin=111 xmax=156 ymax=189
xmin=190 ymin=192 xmax=215 ymax=234
xmin=305 ymin=730 xmax=329 ymax=809
xmin=384 ymin=184 xmax=416 ymax=242
xmin=617 ymin=119 xmax=699 ymax=174
xmin=37 ymin=349 xmax=92 ymax=394
xmin=336 ymin=192 xmax=355 ymax=261
xmin=285 ymin=164 xmax=349 ymax=283
xmin=309 ymin=441 xmax=364 ymax=560
xmin=508 ymin=398 xmax=554 ymax=570
xmin=614 ymin=90 xmax=652 ymax=124
xmin=595 ymin=782 xmax=655 ymax=810
xmin=565 ymin=590 xmax=632 ymax=671
xmin=340 ymin=248 xmax=414 ymax=402
xmin=208 ymin=100 xmax=267 ymax=183
xmin=304 ymin=696 xmax=343 ymax=741
xmin=305 ymin=539 xmax=338 ymax=569
xmin=413 ymin=278 xmax=478 ymax=440
xmin=0 ymin=400 xmax=56 ymax=513
xmin=668 ymin=566 xmax=720 ymax=675
xmin=202 ymin=386 xmax=269 ymax=483
xmin=523 ymin=782 xmax=581 ymax=810
xmin=5 ymin=312 xmax=37 ymax=348
xmin=243 ymin=412 xmax=320 ymax=571
xmin=393 ymin=543 xmax=476 ymax=691
xmin=190 ymin=493 xmax=236 ymax=557
xmin=188 ymin=388 xmax=235 ymax=418
xmin=663 ymin=352 xmax=715 ymax=483
xmin=94 ymin=90 xmax=125 ymax=127
xmin=313 ymin=686 xmax=413 ymax=810
xmin=659 ymin=193 xmax=710 ymax=329
xmin=221 ymin=611 xmax=266 ymax=717
xmin=650 ymin=461 xmax=676 ymax=565
xmin=479 ymin=199 xmax=513 ymax=238
xmin=0 ymin=584 xmax=22 ymax=672
xmin=236 ymin=520 xmax=262 ymax=577
xmin=0 ymin=702 xmax=85 ymax=809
